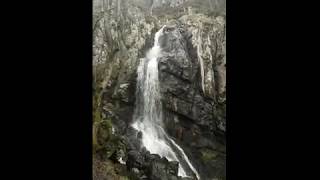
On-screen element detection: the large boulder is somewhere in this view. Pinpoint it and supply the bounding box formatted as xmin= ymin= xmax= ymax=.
xmin=127 ymin=149 xmax=183 ymax=180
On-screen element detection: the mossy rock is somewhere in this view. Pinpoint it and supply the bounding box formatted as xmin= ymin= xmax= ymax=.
xmin=93 ymin=119 xmax=113 ymax=152
xmin=108 ymin=135 xmax=127 ymax=160
xmin=99 ymin=120 xmax=112 ymax=140
xmin=93 ymin=157 xmax=130 ymax=180
xmin=201 ymin=148 xmax=218 ymax=162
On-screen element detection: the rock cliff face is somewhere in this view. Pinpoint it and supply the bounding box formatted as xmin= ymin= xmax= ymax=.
xmin=93 ymin=0 xmax=226 ymax=179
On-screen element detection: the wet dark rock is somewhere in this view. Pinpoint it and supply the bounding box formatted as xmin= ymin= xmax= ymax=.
xmin=168 ymin=161 xmax=179 ymax=175
xmin=137 ymin=131 xmax=143 ymax=139
xmin=125 ymin=127 xmax=143 ymax=151
xmin=156 ymin=22 xmax=225 ymax=179
xmin=146 ymin=157 xmax=180 ymax=180
xmin=127 ymin=150 xmax=145 ymax=170
xmin=126 ymin=149 xmax=182 ymax=180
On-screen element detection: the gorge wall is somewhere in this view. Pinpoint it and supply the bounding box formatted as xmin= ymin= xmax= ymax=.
xmin=93 ymin=0 xmax=226 ymax=179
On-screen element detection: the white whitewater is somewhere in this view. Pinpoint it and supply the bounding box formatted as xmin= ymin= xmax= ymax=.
xmin=131 ymin=26 xmax=200 ymax=180
xmin=197 ymin=29 xmax=205 ymax=94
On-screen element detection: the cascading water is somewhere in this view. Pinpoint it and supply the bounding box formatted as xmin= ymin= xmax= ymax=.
xmin=131 ymin=26 xmax=200 ymax=180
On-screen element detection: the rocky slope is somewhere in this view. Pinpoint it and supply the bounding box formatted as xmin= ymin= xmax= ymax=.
xmin=93 ymin=0 xmax=226 ymax=179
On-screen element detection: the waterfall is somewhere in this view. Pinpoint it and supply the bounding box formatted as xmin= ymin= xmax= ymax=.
xmin=131 ymin=26 xmax=200 ymax=180
xmin=197 ymin=29 xmax=205 ymax=94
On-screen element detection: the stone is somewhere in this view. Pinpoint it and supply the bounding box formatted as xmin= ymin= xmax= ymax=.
xmin=132 ymin=167 xmax=140 ymax=174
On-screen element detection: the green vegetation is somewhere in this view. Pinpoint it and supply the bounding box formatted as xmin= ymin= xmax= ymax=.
xmin=201 ymin=148 xmax=218 ymax=162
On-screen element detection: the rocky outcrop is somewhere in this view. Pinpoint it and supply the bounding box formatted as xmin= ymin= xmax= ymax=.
xmin=93 ymin=0 xmax=226 ymax=180
xmin=158 ymin=18 xmax=225 ymax=179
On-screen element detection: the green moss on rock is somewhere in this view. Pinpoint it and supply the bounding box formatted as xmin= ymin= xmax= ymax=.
xmin=93 ymin=157 xmax=130 ymax=180
xmin=201 ymin=148 xmax=218 ymax=162
xmin=93 ymin=118 xmax=113 ymax=153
